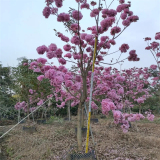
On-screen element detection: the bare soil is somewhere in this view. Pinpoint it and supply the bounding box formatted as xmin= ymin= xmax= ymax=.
xmin=0 ymin=116 xmax=160 ymax=160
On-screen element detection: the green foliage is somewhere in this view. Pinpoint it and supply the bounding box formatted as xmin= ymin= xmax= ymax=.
xmin=46 ymin=115 xmax=64 ymax=124
xmin=0 ymin=62 xmax=17 ymax=118
xmin=55 ymin=105 xmax=78 ymax=116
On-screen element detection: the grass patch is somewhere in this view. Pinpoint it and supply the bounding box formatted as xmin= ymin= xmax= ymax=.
xmin=137 ymin=117 xmax=160 ymax=124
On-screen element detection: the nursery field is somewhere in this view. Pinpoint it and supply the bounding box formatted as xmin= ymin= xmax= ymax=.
xmin=0 ymin=116 xmax=160 ymax=160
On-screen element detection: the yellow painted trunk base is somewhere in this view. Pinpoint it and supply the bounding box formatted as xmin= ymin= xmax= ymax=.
xmin=85 ymin=111 xmax=91 ymax=153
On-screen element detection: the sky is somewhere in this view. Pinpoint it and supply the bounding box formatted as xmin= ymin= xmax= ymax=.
xmin=0 ymin=0 xmax=160 ymax=70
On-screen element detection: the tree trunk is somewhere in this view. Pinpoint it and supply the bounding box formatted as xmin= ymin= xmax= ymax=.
xmin=159 ymin=96 xmax=160 ymax=114
xmin=77 ymin=103 xmax=82 ymax=151
xmin=81 ymin=107 xmax=84 ymax=127
xmin=41 ymin=110 xmax=44 ymax=119
xmin=27 ymin=103 xmax=30 ymax=121
xmin=139 ymin=105 xmax=141 ymax=114
xmin=67 ymin=100 xmax=71 ymax=121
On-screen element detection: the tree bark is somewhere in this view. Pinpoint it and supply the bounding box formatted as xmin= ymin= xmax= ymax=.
xmin=81 ymin=107 xmax=84 ymax=127
xmin=139 ymin=105 xmax=141 ymax=114
xmin=67 ymin=100 xmax=71 ymax=121
xmin=77 ymin=103 xmax=82 ymax=151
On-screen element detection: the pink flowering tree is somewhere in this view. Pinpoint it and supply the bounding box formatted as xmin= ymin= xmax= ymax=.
xmin=14 ymin=58 xmax=54 ymax=120
xmin=144 ymin=32 xmax=160 ymax=112
xmin=33 ymin=0 xmax=142 ymax=150
xmin=119 ymin=67 xmax=151 ymax=114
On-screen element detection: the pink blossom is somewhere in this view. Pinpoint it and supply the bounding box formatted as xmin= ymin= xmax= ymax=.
xmin=43 ymin=65 xmax=51 ymax=71
xmin=150 ymin=65 xmax=157 ymax=70
xmin=147 ymin=114 xmax=155 ymax=121
xmin=80 ymin=33 xmax=87 ymax=40
xmin=47 ymin=51 xmax=56 ymax=59
xmin=34 ymin=68 xmax=41 ymax=72
xmin=108 ymin=39 xmax=116 ymax=45
xmin=90 ymin=8 xmax=99 ymax=17
xmin=102 ymin=14 xmax=107 ymax=18
xmin=100 ymin=17 xmax=115 ymax=30
xmin=45 ymin=0 xmax=54 ymax=6
xmin=61 ymin=35 xmax=69 ymax=42
xmin=65 ymin=80 xmax=73 ymax=87
xmin=57 ymin=102 xmax=65 ymax=108
xmin=122 ymin=19 xmax=130 ymax=26
xmin=155 ymin=32 xmax=160 ymax=40
xmin=119 ymin=43 xmax=129 ymax=53
xmin=90 ymin=1 xmax=96 ymax=6
xmin=72 ymin=82 xmax=81 ymax=90
xmin=85 ymin=34 xmax=93 ymax=42
xmin=57 ymin=13 xmax=70 ymax=22
xmin=58 ymin=58 xmax=66 ymax=65
xmin=29 ymin=89 xmax=34 ymax=94
xmin=124 ymin=8 xmax=129 ymax=13
xmin=144 ymin=37 xmax=151 ymax=41
xmin=70 ymin=23 xmax=81 ymax=31
xmin=137 ymin=97 xmax=145 ymax=104
xmin=75 ymin=75 xmax=81 ymax=82
xmin=101 ymin=99 xmax=116 ymax=115
xmin=51 ymin=7 xmax=58 ymax=14
xmin=23 ymin=63 xmax=28 ymax=66
xmin=14 ymin=101 xmax=26 ymax=110
xmin=71 ymin=36 xmax=80 ymax=45
xmin=36 ymin=45 xmax=48 ymax=55
xmin=128 ymin=11 xmax=133 ymax=16
xmin=113 ymin=110 xmax=122 ymax=123
xmin=128 ymin=50 xmax=139 ymax=61
xmin=37 ymin=75 xmax=45 ymax=81
xmin=37 ymin=58 xmax=47 ymax=64
xmin=55 ymin=0 xmax=63 ymax=8
xmin=91 ymin=101 xmax=98 ymax=110
xmin=119 ymin=0 xmax=125 ymax=4
xmin=156 ymin=52 xmax=160 ymax=57
xmin=100 ymin=36 xmax=109 ymax=42
xmin=102 ymin=9 xmax=109 ymax=15
xmin=43 ymin=6 xmax=51 ymax=18
xmin=72 ymin=10 xmax=83 ymax=20
xmin=54 ymin=76 xmax=63 ymax=85
xmin=150 ymin=41 xmax=159 ymax=50
xmin=55 ymin=48 xmax=63 ymax=58
xmin=49 ymin=43 xmax=57 ymax=51
xmin=118 ymin=88 xmax=124 ymax=94
xmin=86 ymin=47 xmax=91 ymax=52
xmin=121 ymin=12 xmax=127 ymax=20
xmin=63 ymin=44 xmax=71 ymax=51
xmin=152 ymin=77 xmax=159 ymax=80
xmin=81 ymin=2 xmax=90 ymax=9
xmin=116 ymin=75 xmax=125 ymax=82
xmin=116 ymin=5 xmax=124 ymax=12
xmin=110 ymin=26 xmax=121 ymax=35
xmin=37 ymin=100 xmax=43 ymax=106
xmin=107 ymin=9 xmax=117 ymax=17
xmin=127 ymin=15 xmax=139 ymax=22
xmin=64 ymin=53 xmax=72 ymax=58
xmin=97 ymin=55 xmax=104 ymax=61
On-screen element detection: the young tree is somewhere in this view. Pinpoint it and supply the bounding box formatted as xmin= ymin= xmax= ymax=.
xmin=32 ymin=0 xmax=144 ymax=150
xmin=0 ymin=62 xmax=16 ymax=119
xmin=13 ymin=58 xmax=54 ymax=119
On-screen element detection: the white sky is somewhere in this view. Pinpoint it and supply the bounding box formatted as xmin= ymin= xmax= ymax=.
xmin=0 ymin=0 xmax=160 ymax=70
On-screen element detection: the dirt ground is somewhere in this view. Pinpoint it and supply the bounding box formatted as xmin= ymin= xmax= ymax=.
xmin=0 ymin=116 xmax=160 ymax=160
